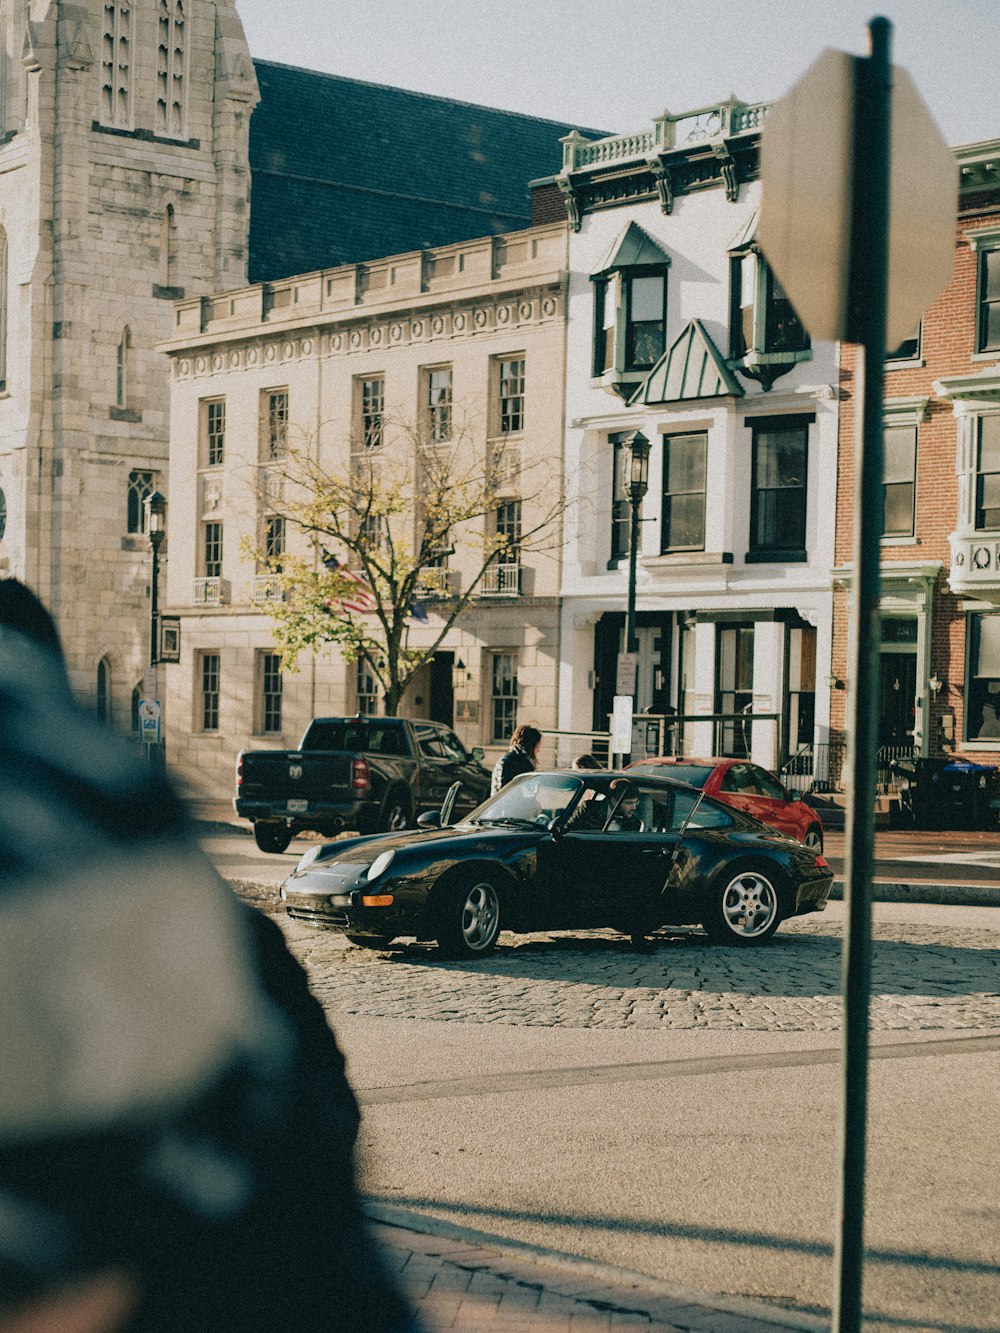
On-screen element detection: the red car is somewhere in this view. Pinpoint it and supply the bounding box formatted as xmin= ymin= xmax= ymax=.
xmin=625 ymin=757 xmax=824 ymax=852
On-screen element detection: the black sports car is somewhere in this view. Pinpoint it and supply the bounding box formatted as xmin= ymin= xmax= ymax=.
xmin=280 ymin=771 xmax=832 ymax=955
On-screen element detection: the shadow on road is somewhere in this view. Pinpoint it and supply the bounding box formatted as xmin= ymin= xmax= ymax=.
xmin=378 ymin=927 xmax=999 ymax=1001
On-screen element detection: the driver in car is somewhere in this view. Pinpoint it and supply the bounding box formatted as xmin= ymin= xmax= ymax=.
xmin=607 ymin=792 xmax=645 ymax=832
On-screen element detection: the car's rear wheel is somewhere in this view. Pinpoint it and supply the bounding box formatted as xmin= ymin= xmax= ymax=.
xmin=379 ymin=791 xmax=411 ymax=833
xmin=344 ymin=933 xmax=395 ymax=949
xmin=703 ymin=865 xmax=781 ymax=945
xmin=437 ymin=876 xmax=502 ymax=958
xmin=253 ymin=821 xmax=292 ymax=854
xmin=802 ymin=825 xmax=824 ymax=854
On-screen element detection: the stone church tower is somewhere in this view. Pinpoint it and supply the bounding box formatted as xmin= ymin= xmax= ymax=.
xmin=0 ymin=0 xmax=257 ymax=723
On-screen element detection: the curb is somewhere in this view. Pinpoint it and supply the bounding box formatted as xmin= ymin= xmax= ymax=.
xmin=363 ymin=1201 xmax=827 ymax=1332
xmin=830 ymin=879 xmax=1000 ymax=907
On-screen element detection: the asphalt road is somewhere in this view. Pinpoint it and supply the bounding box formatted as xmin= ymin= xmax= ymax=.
xmin=202 ymin=826 xmax=1000 ymax=1333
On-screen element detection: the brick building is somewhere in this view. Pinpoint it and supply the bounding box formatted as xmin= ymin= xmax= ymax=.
xmin=830 ymin=137 xmax=1000 ymax=773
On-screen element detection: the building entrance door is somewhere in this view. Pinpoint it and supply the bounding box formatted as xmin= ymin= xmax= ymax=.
xmin=879 ymin=651 xmax=917 ymax=749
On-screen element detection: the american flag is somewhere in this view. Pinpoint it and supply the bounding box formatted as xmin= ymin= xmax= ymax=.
xmin=321 ymin=549 xmax=377 ymax=615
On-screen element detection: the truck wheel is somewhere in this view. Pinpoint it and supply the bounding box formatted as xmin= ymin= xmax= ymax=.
xmin=253 ymin=821 xmax=292 ymax=854
xmin=379 ymin=791 xmax=411 ymax=832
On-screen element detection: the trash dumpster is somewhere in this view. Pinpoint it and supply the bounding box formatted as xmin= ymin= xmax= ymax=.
xmin=932 ymin=759 xmax=1000 ymax=831
xmin=892 ymin=756 xmax=951 ymax=829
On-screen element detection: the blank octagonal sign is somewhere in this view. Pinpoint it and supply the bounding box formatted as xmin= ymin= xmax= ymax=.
xmin=759 ymin=49 xmax=957 ymax=347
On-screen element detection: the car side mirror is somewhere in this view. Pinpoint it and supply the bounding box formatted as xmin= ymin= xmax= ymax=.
xmin=417 ymin=810 xmax=441 ymax=829
xmin=471 ymin=746 xmax=485 ymax=761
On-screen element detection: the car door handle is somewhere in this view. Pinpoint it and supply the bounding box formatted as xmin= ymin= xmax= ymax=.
xmin=641 ymin=847 xmax=671 ymax=856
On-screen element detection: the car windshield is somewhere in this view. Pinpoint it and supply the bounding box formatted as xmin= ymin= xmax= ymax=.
xmin=630 ymin=763 xmax=715 ymax=788
xmin=470 ymin=773 xmax=583 ymax=826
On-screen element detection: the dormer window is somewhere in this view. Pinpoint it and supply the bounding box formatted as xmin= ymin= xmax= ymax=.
xmin=591 ymin=223 xmax=670 ymax=396
xmin=729 ymin=246 xmax=810 ymax=391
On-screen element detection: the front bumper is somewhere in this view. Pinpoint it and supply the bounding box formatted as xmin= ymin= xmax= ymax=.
xmin=281 ymin=869 xmax=423 ymax=936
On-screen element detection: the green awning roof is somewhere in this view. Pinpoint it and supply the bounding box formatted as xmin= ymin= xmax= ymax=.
xmin=630 ymin=319 xmax=744 ymax=404
xmin=593 ymin=221 xmax=671 ymax=277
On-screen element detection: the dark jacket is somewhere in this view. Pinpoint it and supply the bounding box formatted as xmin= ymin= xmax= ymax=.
xmin=0 ymin=622 xmax=417 ymax=1332
xmin=491 ymin=743 xmax=536 ymax=793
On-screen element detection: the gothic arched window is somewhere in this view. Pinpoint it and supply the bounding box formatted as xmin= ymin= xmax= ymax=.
xmin=101 ymin=2 xmax=132 ymax=128
xmin=161 ymin=203 xmax=177 ymax=289
xmin=116 ymin=326 xmax=132 ymax=408
xmin=97 ymin=657 xmax=112 ymax=724
xmin=157 ymin=0 xmax=187 ymax=138
xmin=0 ymin=226 xmax=8 ymax=392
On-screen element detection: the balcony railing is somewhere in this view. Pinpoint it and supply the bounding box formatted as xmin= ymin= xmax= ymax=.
xmin=479 ymin=562 xmax=521 ymax=597
xmin=415 ymin=567 xmax=460 ymax=599
xmin=193 ymin=577 xmax=228 ymax=606
xmin=560 ymin=99 xmax=769 ymax=172
xmin=251 ymin=574 xmax=285 ymax=605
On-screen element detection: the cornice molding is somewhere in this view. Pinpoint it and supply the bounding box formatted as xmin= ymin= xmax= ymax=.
xmin=173 ymin=288 xmax=566 ymax=380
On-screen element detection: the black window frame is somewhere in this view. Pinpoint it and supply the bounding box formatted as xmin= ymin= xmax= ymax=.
xmin=360 ymin=376 xmax=385 ymax=450
xmin=200 ymin=652 xmax=220 ymax=732
xmin=886 ymin=323 xmax=921 ymax=362
xmin=623 ymin=270 xmax=667 ymax=372
xmin=882 ymin=423 xmax=917 ymax=538
xmin=965 ymin=611 xmax=1000 ymax=743
xmin=127 ymin=468 xmax=155 ymax=534
xmin=498 ymin=356 xmax=525 ymax=435
xmin=746 ymin=414 xmax=812 ymax=563
xmin=977 ymin=248 xmax=1000 ymax=354
xmin=202 ymin=520 xmax=223 ymax=579
xmin=260 ymin=652 xmax=282 ymax=735
xmin=660 ymin=431 xmax=707 ymax=553
xmin=729 ymin=250 xmax=809 ymax=359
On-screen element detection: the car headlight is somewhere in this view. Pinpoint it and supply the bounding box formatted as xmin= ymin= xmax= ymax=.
xmin=366 ymin=849 xmax=395 ymax=882
xmin=293 ymin=844 xmax=322 ymax=875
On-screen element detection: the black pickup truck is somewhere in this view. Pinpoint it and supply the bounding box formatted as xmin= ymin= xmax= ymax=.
xmin=235 ymin=715 xmax=492 ymax=852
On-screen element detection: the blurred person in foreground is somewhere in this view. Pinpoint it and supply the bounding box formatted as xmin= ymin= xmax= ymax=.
xmin=0 ymin=578 xmax=418 ymax=1333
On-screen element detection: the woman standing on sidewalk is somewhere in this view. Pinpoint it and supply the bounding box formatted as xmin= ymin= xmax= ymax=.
xmin=491 ymin=724 xmax=543 ymax=793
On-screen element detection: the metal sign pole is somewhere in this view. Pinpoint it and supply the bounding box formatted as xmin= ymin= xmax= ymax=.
xmin=832 ymin=18 xmax=892 ymax=1333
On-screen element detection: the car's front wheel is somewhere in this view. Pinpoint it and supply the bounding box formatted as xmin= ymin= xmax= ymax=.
xmin=703 ymin=865 xmax=781 ymax=945
xmin=802 ymin=825 xmax=824 ymax=854
xmin=253 ymin=821 xmax=292 ymax=854
xmin=437 ymin=876 xmax=502 ymax=958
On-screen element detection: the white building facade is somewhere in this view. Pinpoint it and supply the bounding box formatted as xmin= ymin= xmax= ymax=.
xmin=552 ymin=102 xmax=840 ymax=771
xmin=160 ymin=224 xmax=569 ymax=801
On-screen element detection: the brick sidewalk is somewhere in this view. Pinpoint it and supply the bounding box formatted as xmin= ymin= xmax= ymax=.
xmin=370 ymin=1215 xmax=822 ymax=1333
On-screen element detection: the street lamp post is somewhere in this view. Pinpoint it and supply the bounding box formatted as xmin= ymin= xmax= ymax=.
xmin=624 ymin=431 xmax=650 ymax=658
xmin=145 ymin=490 xmax=166 ymax=667
xmin=143 ymin=491 xmax=166 ymax=766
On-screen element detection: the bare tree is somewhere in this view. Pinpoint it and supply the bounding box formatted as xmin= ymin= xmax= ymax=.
xmin=251 ymin=415 xmax=567 ymax=715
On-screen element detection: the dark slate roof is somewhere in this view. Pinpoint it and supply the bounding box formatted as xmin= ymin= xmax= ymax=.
xmin=248 ymin=61 xmax=607 ymax=283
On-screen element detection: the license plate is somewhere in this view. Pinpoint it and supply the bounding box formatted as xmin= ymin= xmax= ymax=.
xmin=286 ymin=799 xmax=308 ymax=814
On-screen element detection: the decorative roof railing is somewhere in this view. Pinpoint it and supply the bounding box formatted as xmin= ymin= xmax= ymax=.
xmin=560 ymin=98 xmax=770 ymax=172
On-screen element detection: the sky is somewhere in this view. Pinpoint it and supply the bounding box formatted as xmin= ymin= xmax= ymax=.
xmin=236 ymin=0 xmax=999 ymax=149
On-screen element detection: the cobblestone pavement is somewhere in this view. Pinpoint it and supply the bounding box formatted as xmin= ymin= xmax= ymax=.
xmin=372 ymin=1216 xmax=822 ymax=1332
xmin=283 ymin=917 xmax=1000 ymax=1034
